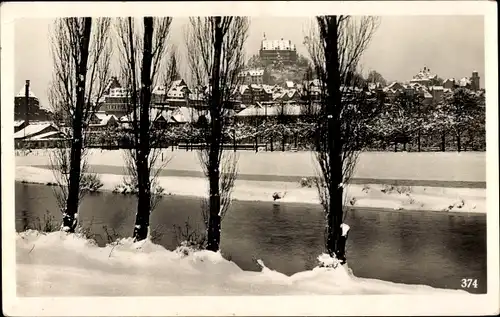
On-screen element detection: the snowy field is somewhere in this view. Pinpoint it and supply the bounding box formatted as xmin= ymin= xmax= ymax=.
xmin=15 ymin=149 xmax=486 ymax=182
xmin=15 ymin=165 xmax=486 ymax=213
xmin=15 ymin=230 xmax=469 ymax=296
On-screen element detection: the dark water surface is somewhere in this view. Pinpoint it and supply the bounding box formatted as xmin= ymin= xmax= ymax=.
xmin=15 ymin=182 xmax=487 ymax=294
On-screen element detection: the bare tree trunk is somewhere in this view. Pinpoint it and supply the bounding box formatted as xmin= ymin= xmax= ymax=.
xmin=187 ymin=17 xmax=247 ymax=252
xmin=206 ymin=18 xmax=224 ymax=252
xmin=133 ymin=17 xmax=154 ymax=241
xmin=64 ymin=18 xmax=92 ymax=232
xmin=456 ymin=131 xmax=462 ymax=153
xmin=324 ymin=16 xmax=345 ymax=261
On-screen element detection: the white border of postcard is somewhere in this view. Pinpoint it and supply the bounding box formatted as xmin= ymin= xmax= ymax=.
xmin=2 ymin=1 xmax=499 ymax=316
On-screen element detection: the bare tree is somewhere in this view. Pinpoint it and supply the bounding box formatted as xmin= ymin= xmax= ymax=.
xmin=186 ymin=17 xmax=249 ymax=252
xmin=48 ymin=18 xmax=112 ymax=232
xmin=116 ymin=17 xmax=176 ymax=241
xmin=306 ymin=16 xmax=379 ymax=265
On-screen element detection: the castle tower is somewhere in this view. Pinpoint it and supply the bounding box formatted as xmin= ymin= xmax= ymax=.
xmin=471 ymin=71 xmax=480 ymax=91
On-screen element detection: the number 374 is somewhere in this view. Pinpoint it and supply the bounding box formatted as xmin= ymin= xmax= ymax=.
xmin=461 ymin=278 xmax=478 ymax=288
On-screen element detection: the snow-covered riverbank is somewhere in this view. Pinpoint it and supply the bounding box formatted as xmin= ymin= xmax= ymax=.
xmin=15 ymin=229 xmax=469 ymax=296
xmin=15 ymin=149 xmax=486 ymax=183
xmin=15 ymin=165 xmax=486 ymax=214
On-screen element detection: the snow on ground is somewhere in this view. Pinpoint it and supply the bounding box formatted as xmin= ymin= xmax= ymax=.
xmin=15 ymin=148 xmax=486 ymax=182
xmin=16 ymin=230 xmax=468 ymax=296
xmin=15 ymin=165 xmax=486 ymax=213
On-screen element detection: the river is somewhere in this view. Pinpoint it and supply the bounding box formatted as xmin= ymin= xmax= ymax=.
xmin=15 ymin=182 xmax=487 ymax=293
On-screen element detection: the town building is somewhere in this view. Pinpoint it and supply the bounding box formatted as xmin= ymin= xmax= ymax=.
xmin=259 ymin=35 xmax=298 ymax=65
xmin=14 ymin=121 xmax=67 ymax=149
xmin=14 ymin=81 xmax=52 ymax=122
xmin=98 ymin=77 xmax=132 ymax=117
xmin=457 ymin=71 xmax=481 ymax=91
xmin=443 ymin=78 xmax=456 ymax=90
xmin=238 ymin=69 xmax=265 ymax=85
xmin=88 ymin=112 xmax=119 ymax=131
xmin=409 ymin=67 xmax=438 ymax=87
xmin=236 ymin=84 xmax=273 ymax=105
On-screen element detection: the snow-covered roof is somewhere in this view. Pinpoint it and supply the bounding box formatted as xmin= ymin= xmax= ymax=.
xmin=93 ymin=112 xmax=118 ymax=125
xmin=309 ymin=79 xmax=322 ymax=87
xmin=27 ymin=131 xmax=67 ymax=141
xmin=120 ymin=108 xmax=172 ymax=124
xmin=237 ymin=84 xmax=269 ymax=95
xmin=104 ymin=77 xmax=122 ymax=93
xmin=411 ymin=67 xmax=437 ymax=82
xmin=273 ymin=91 xmax=286 ymax=100
xmin=236 ymin=104 xmax=267 ymax=117
xmin=170 ymin=107 xmax=207 ymax=123
xmin=16 ymin=86 xmax=38 ymax=99
xmin=261 ymin=39 xmax=296 ymax=51
xmin=423 ymin=91 xmax=433 ymax=99
xmin=119 ymin=114 xmax=129 ymax=122
xmin=14 ymin=122 xmax=58 ymax=139
xmin=249 ymin=84 xmax=264 ymax=90
xmin=14 ymin=120 xmax=25 ymax=127
xmin=240 ymin=69 xmax=264 ymax=77
xmin=430 ymin=86 xmax=444 ymax=91
xmin=153 ymin=80 xmax=190 ymax=98
xmin=236 ymin=103 xmax=304 ymax=117
xmin=388 ymin=82 xmax=402 ymax=89
xmin=459 ymin=77 xmax=471 ymax=87
xmin=171 ymin=79 xmax=185 ymax=88
xmin=263 ymin=85 xmax=274 ymax=94
xmin=238 ymin=85 xmax=249 ymax=95
xmin=285 ymin=81 xmax=294 ymax=88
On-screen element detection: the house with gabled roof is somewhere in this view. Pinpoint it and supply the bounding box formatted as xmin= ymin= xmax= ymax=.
xmin=88 ymin=112 xmax=119 ymax=131
xmin=14 ymin=121 xmax=67 ymax=149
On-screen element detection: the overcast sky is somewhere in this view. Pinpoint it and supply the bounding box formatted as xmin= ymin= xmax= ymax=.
xmin=14 ymin=16 xmax=485 ymax=108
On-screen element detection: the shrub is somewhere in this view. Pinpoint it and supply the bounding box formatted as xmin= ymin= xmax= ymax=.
xmin=24 ymin=210 xmax=60 ymax=233
xmin=349 ymin=197 xmax=357 ymax=206
xmin=112 ymin=177 xmax=137 ymax=195
xmin=299 ymin=176 xmax=317 ymax=188
xmin=112 ymin=177 xmax=165 ymax=199
xmin=80 ymin=173 xmax=103 ymax=193
xmin=361 ymin=185 xmax=371 ymax=193
xmin=149 ymin=224 xmax=165 ymax=245
xmin=173 ymin=219 xmax=207 ymax=256
xmin=102 ymin=225 xmax=121 ymax=244
xmin=381 ymin=184 xmax=412 ymax=195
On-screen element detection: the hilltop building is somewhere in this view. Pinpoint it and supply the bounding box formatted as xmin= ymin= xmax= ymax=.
xmin=409 ymin=66 xmax=438 ymax=87
xmin=259 ymin=34 xmax=297 ymax=65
